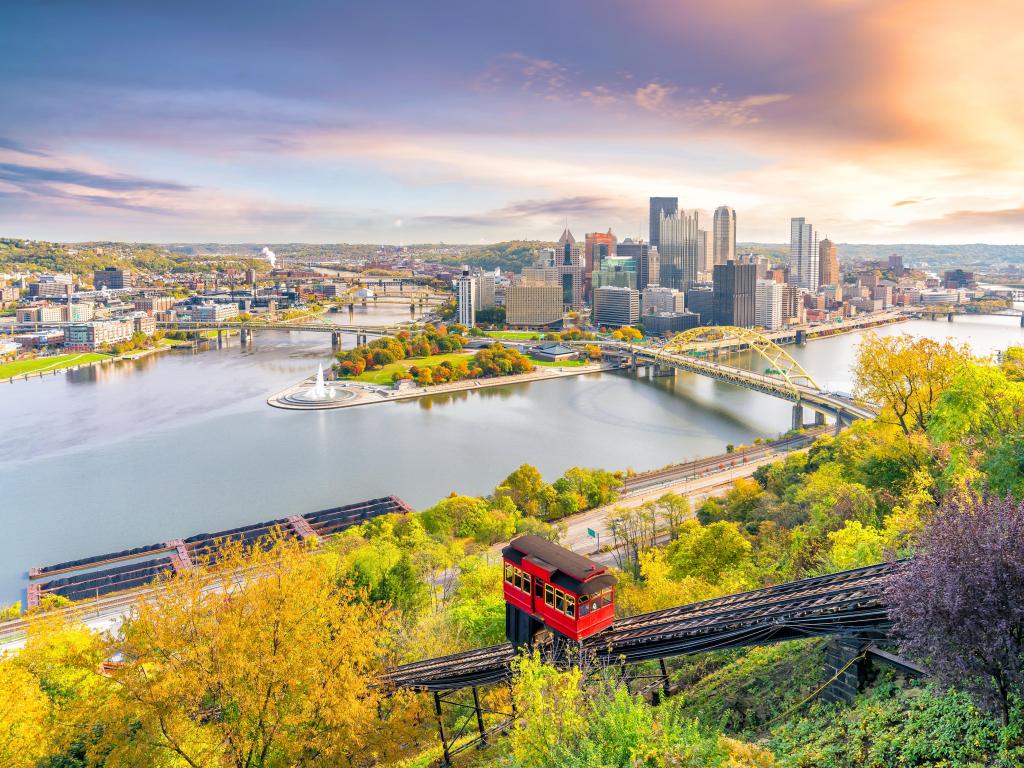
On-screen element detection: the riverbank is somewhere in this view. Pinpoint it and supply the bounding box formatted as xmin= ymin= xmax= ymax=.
xmin=267 ymin=361 xmax=618 ymax=410
xmin=0 ymin=342 xmax=177 ymax=384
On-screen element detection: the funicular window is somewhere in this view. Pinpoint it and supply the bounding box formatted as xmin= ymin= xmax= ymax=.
xmin=578 ymin=595 xmax=589 ymax=616
xmin=504 ymin=563 xmax=514 ymax=584
xmin=521 ymin=572 xmax=532 ymax=593
xmin=544 ymin=584 xmax=554 ymax=606
xmin=554 ymin=591 xmax=565 ymax=613
xmin=565 ymin=595 xmax=576 ymax=618
xmin=599 ymin=588 xmax=613 ymax=607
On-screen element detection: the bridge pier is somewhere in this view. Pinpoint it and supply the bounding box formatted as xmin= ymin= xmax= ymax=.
xmin=1020 ymin=313 xmax=1024 ymax=328
xmin=240 ymin=328 xmax=249 ymax=349
xmin=217 ymin=330 xmax=223 ymax=349
xmin=821 ymin=638 xmax=870 ymax=704
xmin=791 ymin=403 xmax=804 ymax=431
xmin=331 ymin=331 xmax=342 ymax=351
xmin=814 ymin=410 xmax=826 ymax=427
xmin=947 ymin=312 xmax=954 ymax=322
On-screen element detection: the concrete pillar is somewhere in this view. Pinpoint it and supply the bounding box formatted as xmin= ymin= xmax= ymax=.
xmin=834 ymin=415 xmax=844 ymax=435
xmin=821 ymin=638 xmax=869 ymax=704
xmin=814 ymin=410 xmax=826 ymax=426
xmin=1020 ymin=313 xmax=1024 ymax=328
xmin=791 ymin=403 xmax=804 ymax=431
xmin=947 ymin=312 xmax=954 ymax=322
xmin=240 ymin=328 xmax=249 ymax=348
xmin=331 ymin=332 xmax=341 ymax=351
xmin=217 ymin=330 xmax=223 ymax=349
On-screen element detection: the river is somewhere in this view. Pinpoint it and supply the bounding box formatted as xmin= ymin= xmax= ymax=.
xmin=0 ymin=308 xmax=1021 ymax=603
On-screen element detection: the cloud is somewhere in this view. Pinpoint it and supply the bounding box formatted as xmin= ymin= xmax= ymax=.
xmin=0 ymin=138 xmax=51 ymax=158
xmin=908 ymin=206 xmax=1024 ymax=231
xmin=635 ymin=83 xmax=672 ymax=111
xmin=0 ymin=162 xmax=190 ymax=193
xmin=418 ymin=195 xmax=621 ymax=228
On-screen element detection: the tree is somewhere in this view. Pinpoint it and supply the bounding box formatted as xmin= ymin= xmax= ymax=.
xmin=825 ymin=520 xmax=885 ymax=570
xmin=651 ymin=492 xmax=691 ymax=540
xmin=853 ymin=332 xmax=971 ymax=435
xmin=668 ymin=521 xmax=752 ymax=583
xmin=94 ymin=537 xmax=409 ymax=766
xmin=886 ymin=492 xmax=1024 ymax=726
xmin=0 ymin=657 xmax=50 ymax=768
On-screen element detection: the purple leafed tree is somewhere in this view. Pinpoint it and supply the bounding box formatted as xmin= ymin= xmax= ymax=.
xmin=885 ymin=492 xmax=1024 ymax=726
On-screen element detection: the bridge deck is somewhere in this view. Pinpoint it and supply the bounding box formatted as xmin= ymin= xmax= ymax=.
xmin=384 ymin=561 xmax=894 ymax=691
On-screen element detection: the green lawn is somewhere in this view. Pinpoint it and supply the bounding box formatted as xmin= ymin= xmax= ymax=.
xmin=343 ymin=351 xmax=475 ymax=385
xmin=0 ymin=353 xmax=110 ymax=379
xmin=482 ymin=330 xmax=545 ymax=341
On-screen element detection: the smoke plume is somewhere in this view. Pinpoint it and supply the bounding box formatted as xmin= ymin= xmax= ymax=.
xmin=261 ymin=247 xmax=277 ymax=269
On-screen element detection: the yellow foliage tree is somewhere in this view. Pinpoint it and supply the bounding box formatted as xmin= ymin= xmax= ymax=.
xmin=93 ymin=536 xmax=416 ymax=768
xmin=0 ymin=656 xmax=50 ymax=767
xmin=853 ymin=332 xmax=972 ymax=435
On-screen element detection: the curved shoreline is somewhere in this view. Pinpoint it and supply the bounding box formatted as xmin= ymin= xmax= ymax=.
xmin=267 ymin=362 xmax=617 ymax=410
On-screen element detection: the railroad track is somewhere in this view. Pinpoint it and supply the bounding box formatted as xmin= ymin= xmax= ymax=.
xmin=383 ymin=562 xmax=895 ymax=691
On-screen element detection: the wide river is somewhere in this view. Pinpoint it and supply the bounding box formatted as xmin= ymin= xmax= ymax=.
xmin=1 ymin=307 xmax=1022 ymax=603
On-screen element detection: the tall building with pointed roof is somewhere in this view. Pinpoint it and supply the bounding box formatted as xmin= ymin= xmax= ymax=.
xmin=555 ymin=228 xmax=585 ymax=309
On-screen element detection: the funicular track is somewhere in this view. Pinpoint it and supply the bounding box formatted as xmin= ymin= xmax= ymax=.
xmin=384 ymin=561 xmax=896 ymax=692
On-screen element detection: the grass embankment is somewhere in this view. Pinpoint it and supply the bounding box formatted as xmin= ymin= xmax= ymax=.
xmin=345 ymin=351 xmax=475 ymax=385
xmin=0 ymin=352 xmax=110 ymax=379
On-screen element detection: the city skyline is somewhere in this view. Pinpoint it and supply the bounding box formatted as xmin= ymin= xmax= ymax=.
xmin=1 ymin=1 xmax=1023 ymax=244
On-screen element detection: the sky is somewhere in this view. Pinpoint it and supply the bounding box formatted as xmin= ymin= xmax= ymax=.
xmin=1 ymin=0 xmax=1023 ymax=245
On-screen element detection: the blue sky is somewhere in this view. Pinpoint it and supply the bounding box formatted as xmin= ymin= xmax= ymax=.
xmin=1 ymin=0 xmax=1023 ymax=244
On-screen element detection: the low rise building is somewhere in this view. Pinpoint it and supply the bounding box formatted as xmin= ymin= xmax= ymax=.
xmin=640 ymin=286 xmax=685 ymax=315
xmin=132 ymin=312 xmax=156 ymax=336
xmin=187 ymin=302 xmax=238 ymax=322
xmin=28 ymin=274 xmax=73 ymax=299
xmin=134 ymin=296 xmax=176 ymax=314
xmin=64 ymin=319 xmax=134 ymax=350
xmin=593 ymin=286 xmax=640 ymax=328
xmin=94 ymin=267 xmax=133 ymax=290
xmin=643 ymin=311 xmax=700 ymax=337
xmin=17 ymin=304 xmax=64 ymax=323
xmin=14 ymin=331 xmax=64 ymax=348
xmin=505 ymin=285 xmax=563 ymax=327
xmin=531 ymin=342 xmax=577 ymax=362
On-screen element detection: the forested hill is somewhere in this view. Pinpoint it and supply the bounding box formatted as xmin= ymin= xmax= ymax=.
xmin=419 ymin=240 xmax=554 ymax=272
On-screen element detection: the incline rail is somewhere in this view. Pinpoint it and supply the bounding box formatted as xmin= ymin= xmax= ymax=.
xmin=384 ymin=561 xmax=896 ymax=691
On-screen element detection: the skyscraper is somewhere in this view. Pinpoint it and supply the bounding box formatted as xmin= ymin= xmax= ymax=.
xmin=649 ymin=197 xmax=678 ymax=250
xmin=790 ymin=217 xmax=819 ymax=292
xmin=658 ymin=209 xmax=700 ymax=290
xmin=618 ymin=238 xmax=658 ymax=290
xmin=712 ymin=260 xmax=756 ymax=327
xmin=818 ymin=238 xmax=839 ymax=287
xmin=712 ymin=206 xmax=736 ymax=266
xmin=696 ymin=229 xmax=712 ymax=273
xmin=556 ymin=228 xmax=585 ymax=308
xmin=755 ymin=279 xmax=784 ymax=330
xmin=455 ymin=267 xmax=476 ymax=327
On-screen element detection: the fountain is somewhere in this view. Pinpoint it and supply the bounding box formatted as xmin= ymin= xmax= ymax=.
xmin=277 ymin=362 xmax=357 ymax=407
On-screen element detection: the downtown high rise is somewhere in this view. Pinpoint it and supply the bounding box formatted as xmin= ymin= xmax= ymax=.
xmin=712 ymin=206 xmax=736 ymax=266
xmin=648 ymin=197 xmax=678 ymax=250
xmin=658 ymin=209 xmax=700 ymax=290
xmin=789 ymin=217 xmax=819 ymax=292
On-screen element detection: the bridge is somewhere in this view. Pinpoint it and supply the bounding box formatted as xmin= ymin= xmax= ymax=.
xmin=156 ymin=320 xmax=408 ymax=349
xmin=583 ymin=327 xmax=877 ymax=430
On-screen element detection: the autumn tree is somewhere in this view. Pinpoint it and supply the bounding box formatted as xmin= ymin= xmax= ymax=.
xmin=853 ymin=332 xmax=971 ymax=435
xmin=0 ymin=657 xmax=50 ymax=768
xmin=886 ymin=491 xmax=1024 ymax=726
xmin=94 ymin=536 xmax=411 ymax=767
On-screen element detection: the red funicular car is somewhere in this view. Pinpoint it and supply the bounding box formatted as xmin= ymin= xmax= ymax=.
xmin=502 ymin=534 xmax=616 ymax=646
